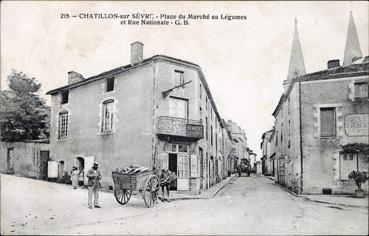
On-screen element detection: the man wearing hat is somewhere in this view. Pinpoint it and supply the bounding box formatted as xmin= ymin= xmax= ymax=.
xmin=87 ymin=162 xmax=101 ymax=209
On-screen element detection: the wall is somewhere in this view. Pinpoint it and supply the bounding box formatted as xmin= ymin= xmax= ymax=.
xmin=300 ymin=75 xmax=369 ymax=194
xmin=49 ymin=63 xmax=155 ymax=187
xmin=1 ymin=141 xmax=49 ymax=178
xmin=153 ymin=58 xmax=231 ymax=190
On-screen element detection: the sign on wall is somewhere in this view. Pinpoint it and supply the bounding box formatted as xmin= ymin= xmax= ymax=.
xmin=344 ymin=114 xmax=369 ymax=136
xmin=186 ymin=124 xmax=204 ymax=139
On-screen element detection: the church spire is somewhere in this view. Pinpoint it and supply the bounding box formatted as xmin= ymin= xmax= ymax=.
xmin=287 ymin=18 xmax=306 ymax=80
xmin=343 ymin=11 xmax=362 ymax=66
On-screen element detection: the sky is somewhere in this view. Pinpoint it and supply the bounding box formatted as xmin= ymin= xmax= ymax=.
xmin=1 ymin=1 xmax=368 ymax=157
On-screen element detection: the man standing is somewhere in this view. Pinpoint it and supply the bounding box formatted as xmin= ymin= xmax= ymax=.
xmin=87 ymin=162 xmax=101 ymax=209
xmin=160 ymin=169 xmax=170 ymax=202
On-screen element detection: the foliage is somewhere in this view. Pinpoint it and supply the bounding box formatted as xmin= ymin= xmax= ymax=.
xmin=341 ymin=143 xmax=369 ymax=155
xmin=0 ymin=70 xmax=50 ymax=142
xmin=341 ymin=143 xmax=369 ymax=162
xmin=348 ymin=171 xmax=369 ymax=191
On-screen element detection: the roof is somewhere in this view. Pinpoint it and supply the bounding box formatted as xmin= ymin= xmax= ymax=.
xmin=46 ymin=54 xmax=224 ymax=125
xmin=46 ymin=55 xmax=199 ymax=95
xmin=272 ymin=60 xmax=369 ymax=116
xmin=261 ymin=129 xmax=274 ymax=139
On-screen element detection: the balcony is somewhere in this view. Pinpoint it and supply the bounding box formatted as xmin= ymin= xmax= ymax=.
xmin=156 ymin=116 xmax=204 ymax=140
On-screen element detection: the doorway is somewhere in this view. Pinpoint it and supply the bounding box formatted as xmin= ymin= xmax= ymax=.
xmin=39 ymin=151 xmax=49 ymax=180
xmin=76 ymin=157 xmax=85 ymax=185
xmin=58 ymin=161 xmax=65 ymax=179
xmin=169 ymin=153 xmax=177 ymax=190
xmin=6 ymin=147 xmax=14 ymax=174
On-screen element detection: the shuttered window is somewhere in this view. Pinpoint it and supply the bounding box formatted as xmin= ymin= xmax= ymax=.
xmin=354 ymin=82 xmax=368 ymax=98
xmin=320 ymin=107 xmax=336 ymax=137
xmin=101 ymin=99 xmax=114 ymax=132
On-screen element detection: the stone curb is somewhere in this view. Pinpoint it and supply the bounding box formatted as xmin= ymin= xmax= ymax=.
xmin=169 ymin=175 xmax=237 ymax=201
xmin=301 ymin=196 xmax=368 ymax=209
xmin=210 ymin=175 xmax=237 ymax=198
xmin=263 ymin=175 xmax=367 ymax=209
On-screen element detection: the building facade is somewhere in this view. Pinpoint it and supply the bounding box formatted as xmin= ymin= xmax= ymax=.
xmin=260 ymin=129 xmax=274 ymax=175
xmin=227 ymin=120 xmax=248 ymax=172
xmin=272 ymin=14 xmax=369 ymax=194
xmin=46 ymin=42 xmax=236 ymax=192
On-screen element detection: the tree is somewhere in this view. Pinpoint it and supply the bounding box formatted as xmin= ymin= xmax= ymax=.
xmin=0 ymin=70 xmax=50 ymax=142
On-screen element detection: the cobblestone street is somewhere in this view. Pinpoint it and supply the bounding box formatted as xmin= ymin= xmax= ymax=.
xmin=1 ymin=174 xmax=367 ymax=235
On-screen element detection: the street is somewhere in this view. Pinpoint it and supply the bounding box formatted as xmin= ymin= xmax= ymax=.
xmin=1 ymin=174 xmax=368 ymax=235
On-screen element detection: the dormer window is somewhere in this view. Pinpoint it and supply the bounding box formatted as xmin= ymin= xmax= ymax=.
xmin=61 ymin=91 xmax=69 ymax=104
xmin=106 ymin=77 xmax=115 ymax=92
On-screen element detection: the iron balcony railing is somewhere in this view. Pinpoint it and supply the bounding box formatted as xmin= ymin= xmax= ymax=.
xmin=156 ymin=116 xmax=204 ymax=139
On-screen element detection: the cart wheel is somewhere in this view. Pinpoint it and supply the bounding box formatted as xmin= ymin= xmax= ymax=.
xmin=143 ymin=175 xmax=160 ymax=208
xmin=114 ymin=186 xmax=132 ymax=205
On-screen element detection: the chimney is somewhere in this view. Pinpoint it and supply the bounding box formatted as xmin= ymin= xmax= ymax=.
xmin=327 ymin=59 xmax=340 ymax=69
xmin=131 ymin=41 xmax=144 ymax=65
xmin=68 ymin=71 xmax=84 ymax=85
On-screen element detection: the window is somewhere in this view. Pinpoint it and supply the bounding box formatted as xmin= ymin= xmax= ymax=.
xmin=101 ymin=99 xmax=114 ymax=132
xmin=199 ymin=107 xmax=203 ymax=121
xmin=215 ymin=132 xmax=218 ymax=152
xmin=58 ymin=111 xmax=68 ymax=139
xmin=106 ymin=77 xmax=115 ymax=92
xmin=199 ymin=83 xmax=202 ymax=99
xmin=177 ymin=154 xmax=189 ymax=178
xmin=206 ymin=116 xmax=208 ymax=140
xmin=340 ymin=153 xmax=358 ymax=180
xmin=354 ymin=82 xmax=368 ymax=99
xmin=320 ymin=107 xmax=336 ymax=137
xmin=276 ymin=131 xmax=278 ymax=146
xmin=169 ymin=97 xmax=188 ymax=119
xmin=211 ymin=126 xmax=213 ymax=146
xmin=199 ymin=147 xmax=204 ymax=177
xmin=166 ymin=143 xmax=188 ymax=153
xmin=174 ymin=70 xmax=184 ymax=86
xmin=61 ymin=91 xmax=69 ymax=104
xmin=178 ymin=144 xmax=188 ymax=153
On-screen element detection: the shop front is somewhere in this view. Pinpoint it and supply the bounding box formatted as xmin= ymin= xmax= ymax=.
xmin=156 ymin=116 xmax=204 ymax=192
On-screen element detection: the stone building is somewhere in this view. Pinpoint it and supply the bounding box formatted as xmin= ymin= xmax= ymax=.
xmin=46 ymin=42 xmax=236 ymax=192
xmin=227 ymin=120 xmax=248 ymax=172
xmin=272 ymin=13 xmax=369 ymax=194
xmin=260 ymin=129 xmax=274 ymax=175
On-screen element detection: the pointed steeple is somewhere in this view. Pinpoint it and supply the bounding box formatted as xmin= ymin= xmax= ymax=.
xmin=287 ymin=19 xmax=306 ymax=80
xmin=343 ymin=11 xmax=362 ymax=66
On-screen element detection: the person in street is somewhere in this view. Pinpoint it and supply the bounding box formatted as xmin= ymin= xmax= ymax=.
xmin=160 ymin=169 xmax=170 ymax=202
xmin=87 ymin=162 xmax=101 ymax=209
xmin=70 ymin=166 xmax=79 ymax=189
xmin=152 ymin=166 xmax=159 ymax=177
xmin=78 ymin=168 xmax=84 ymax=186
xmin=169 ymin=171 xmax=177 ymax=190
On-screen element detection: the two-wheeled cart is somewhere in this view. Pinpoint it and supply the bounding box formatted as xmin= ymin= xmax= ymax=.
xmin=112 ymin=170 xmax=160 ymax=208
